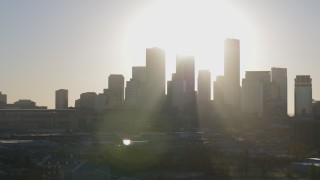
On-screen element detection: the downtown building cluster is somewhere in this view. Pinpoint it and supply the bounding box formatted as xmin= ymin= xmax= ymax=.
xmin=53 ymin=38 xmax=319 ymax=118
xmin=1 ymin=38 xmax=320 ymax=130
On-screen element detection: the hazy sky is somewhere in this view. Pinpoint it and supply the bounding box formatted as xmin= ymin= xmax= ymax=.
xmin=1 ymin=0 xmax=320 ymax=115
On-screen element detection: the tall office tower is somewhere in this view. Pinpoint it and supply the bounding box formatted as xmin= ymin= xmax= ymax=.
xmin=271 ymin=67 xmax=287 ymax=115
xmin=172 ymin=73 xmax=184 ymax=111
xmin=198 ymin=70 xmax=211 ymax=102
xmin=108 ymin=74 xmax=125 ymax=106
xmin=214 ymin=76 xmax=225 ymax=105
xmin=176 ymin=55 xmax=195 ymax=92
xmin=224 ymin=38 xmax=240 ymax=109
xmin=295 ymin=75 xmax=312 ymax=116
xmin=0 ymin=92 xmax=7 ymax=108
xmin=55 ymin=89 xmax=68 ymax=109
xmin=172 ymin=55 xmax=196 ymax=113
xmin=125 ymin=79 xmax=142 ymax=106
xmin=145 ymin=47 xmax=165 ymax=110
xmin=125 ymin=66 xmax=146 ymax=106
xmin=241 ymin=71 xmax=271 ymax=116
xmin=132 ymin=66 xmax=146 ymax=82
xmin=166 ymin=80 xmax=173 ymax=108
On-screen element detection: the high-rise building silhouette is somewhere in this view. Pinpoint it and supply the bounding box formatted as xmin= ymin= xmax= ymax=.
xmin=166 ymin=79 xmax=173 ymax=108
xmin=197 ymin=70 xmax=212 ymax=120
xmin=171 ymin=55 xmax=196 ymax=114
xmin=107 ymin=74 xmax=125 ymax=106
xmin=224 ymin=38 xmax=240 ymax=109
xmin=313 ymin=101 xmax=320 ymax=120
xmin=0 ymin=92 xmax=7 ymax=108
xmin=132 ymin=66 xmax=146 ymax=82
xmin=55 ymin=89 xmax=68 ymax=109
xmin=241 ymin=71 xmax=270 ymax=116
xmin=171 ymin=73 xmax=183 ymax=111
xmin=213 ymin=76 xmax=225 ymax=105
xmin=125 ymin=66 xmax=146 ymax=106
xmin=198 ymin=70 xmax=211 ymax=102
xmin=79 ymin=92 xmax=97 ymax=109
xmin=125 ymin=80 xmax=140 ymax=106
xmin=295 ymin=75 xmax=312 ymax=115
xmin=125 ymin=66 xmax=146 ymax=107
xmin=271 ymin=67 xmax=287 ymax=115
xmin=145 ymin=47 xmax=165 ymax=110
xmin=176 ymin=55 xmax=195 ymax=95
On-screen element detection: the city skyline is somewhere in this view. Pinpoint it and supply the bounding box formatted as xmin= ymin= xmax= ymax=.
xmin=1 ymin=0 xmax=320 ymax=115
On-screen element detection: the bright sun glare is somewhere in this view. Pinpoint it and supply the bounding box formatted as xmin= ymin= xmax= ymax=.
xmin=123 ymin=139 xmax=131 ymax=146
xmin=127 ymin=0 xmax=250 ymax=77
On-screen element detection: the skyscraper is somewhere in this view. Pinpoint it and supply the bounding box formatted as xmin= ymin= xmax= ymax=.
xmin=295 ymin=75 xmax=312 ymax=116
xmin=166 ymin=79 xmax=173 ymax=108
xmin=125 ymin=66 xmax=146 ymax=106
xmin=197 ymin=70 xmax=211 ymax=120
xmin=132 ymin=66 xmax=146 ymax=83
xmin=172 ymin=55 xmax=196 ymax=114
xmin=108 ymin=74 xmax=125 ymax=106
xmin=145 ymin=47 xmax=165 ymax=110
xmin=241 ymin=71 xmax=270 ymax=116
xmin=55 ymin=89 xmax=68 ymax=109
xmin=172 ymin=73 xmax=184 ymax=110
xmin=125 ymin=79 xmax=140 ymax=106
xmin=0 ymin=92 xmax=7 ymax=108
xmin=198 ymin=70 xmax=211 ymax=102
xmin=271 ymin=67 xmax=287 ymax=115
xmin=224 ymin=38 xmax=240 ymax=109
xmin=176 ymin=55 xmax=195 ymax=95
xmin=213 ymin=76 xmax=225 ymax=105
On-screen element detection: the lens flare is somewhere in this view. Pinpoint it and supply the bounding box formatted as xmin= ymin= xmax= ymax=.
xmin=123 ymin=139 xmax=131 ymax=146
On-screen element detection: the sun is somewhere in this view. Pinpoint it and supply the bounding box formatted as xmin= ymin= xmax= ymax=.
xmin=126 ymin=0 xmax=250 ymax=80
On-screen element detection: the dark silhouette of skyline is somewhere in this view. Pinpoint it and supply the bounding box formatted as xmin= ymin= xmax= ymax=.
xmin=0 ymin=38 xmax=314 ymax=119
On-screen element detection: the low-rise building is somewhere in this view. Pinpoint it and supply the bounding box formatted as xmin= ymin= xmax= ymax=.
xmin=0 ymin=109 xmax=79 ymax=130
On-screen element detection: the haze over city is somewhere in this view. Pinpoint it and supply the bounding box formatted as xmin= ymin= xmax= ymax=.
xmin=3 ymin=1 xmax=320 ymax=179
xmin=2 ymin=0 xmax=320 ymax=115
